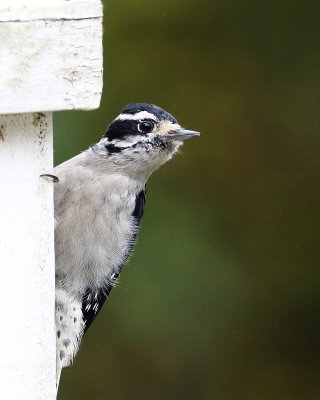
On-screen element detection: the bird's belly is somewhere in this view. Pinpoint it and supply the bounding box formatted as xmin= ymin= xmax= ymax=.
xmin=55 ymin=196 xmax=137 ymax=294
xmin=80 ymin=211 xmax=135 ymax=284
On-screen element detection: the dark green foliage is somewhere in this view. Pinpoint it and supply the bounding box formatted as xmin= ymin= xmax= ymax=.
xmin=55 ymin=1 xmax=320 ymax=398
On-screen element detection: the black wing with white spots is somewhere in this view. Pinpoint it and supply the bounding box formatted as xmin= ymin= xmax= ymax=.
xmin=81 ymin=188 xmax=147 ymax=333
xmin=81 ymin=281 xmax=115 ymax=333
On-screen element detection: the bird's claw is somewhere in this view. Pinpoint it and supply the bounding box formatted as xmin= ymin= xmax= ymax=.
xmin=40 ymin=174 xmax=60 ymax=183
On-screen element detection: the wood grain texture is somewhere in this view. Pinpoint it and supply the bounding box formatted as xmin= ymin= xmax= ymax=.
xmin=0 ymin=0 xmax=103 ymax=113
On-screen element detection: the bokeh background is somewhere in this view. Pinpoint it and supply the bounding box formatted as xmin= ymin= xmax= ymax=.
xmin=55 ymin=1 xmax=320 ymax=399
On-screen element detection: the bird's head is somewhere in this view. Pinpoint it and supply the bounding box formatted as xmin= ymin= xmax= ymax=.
xmin=92 ymin=103 xmax=200 ymax=178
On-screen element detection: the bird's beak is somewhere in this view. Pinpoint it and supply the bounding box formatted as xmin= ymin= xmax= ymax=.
xmin=167 ymin=129 xmax=200 ymax=141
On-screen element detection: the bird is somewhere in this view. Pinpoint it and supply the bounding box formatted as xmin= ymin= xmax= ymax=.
xmin=52 ymin=103 xmax=199 ymax=388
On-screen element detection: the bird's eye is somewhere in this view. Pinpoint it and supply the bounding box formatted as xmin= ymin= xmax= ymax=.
xmin=138 ymin=120 xmax=155 ymax=134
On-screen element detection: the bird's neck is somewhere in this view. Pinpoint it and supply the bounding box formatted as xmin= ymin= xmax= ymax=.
xmin=87 ymin=145 xmax=176 ymax=182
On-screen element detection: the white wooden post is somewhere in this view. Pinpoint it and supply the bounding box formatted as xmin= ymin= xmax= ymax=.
xmin=0 ymin=1 xmax=103 ymax=399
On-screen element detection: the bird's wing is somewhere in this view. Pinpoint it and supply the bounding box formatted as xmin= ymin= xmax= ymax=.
xmin=81 ymin=287 xmax=111 ymax=333
xmin=132 ymin=187 xmax=146 ymax=227
xmin=81 ymin=186 xmax=147 ymax=333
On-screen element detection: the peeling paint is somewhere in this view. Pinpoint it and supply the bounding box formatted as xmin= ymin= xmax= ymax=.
xmin=32 ymin=112 xmax=46 ymax=127
xmin=0 ymin=13 xmax=102 ymax=113
xmin=0 ymin=125 xmax=5 ymax=141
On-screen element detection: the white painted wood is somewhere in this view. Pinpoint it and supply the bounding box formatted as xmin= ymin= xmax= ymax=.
xmin=0 ymin=1 xmax=103 ymax=397
xmin=0 ymin=113 xmax=56 ymax=400
xmin=0 ymin=0 xmax=102 ymax=21
xmin=0 ymin=0 xmax=103 ymax=113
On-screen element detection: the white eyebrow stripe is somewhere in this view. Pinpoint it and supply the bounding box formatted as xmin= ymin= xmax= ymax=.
xmin=115 ymin=111 xmax=158 ymax=121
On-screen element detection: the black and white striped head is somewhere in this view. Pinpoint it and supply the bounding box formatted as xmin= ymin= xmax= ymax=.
xmin=93 ymin=103 xmax=199 ymax=177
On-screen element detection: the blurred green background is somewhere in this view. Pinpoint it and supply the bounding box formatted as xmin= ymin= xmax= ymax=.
xmin=55 ymin=1 xmax=320 ymax=399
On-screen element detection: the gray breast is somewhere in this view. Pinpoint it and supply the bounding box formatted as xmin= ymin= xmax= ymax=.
xmin=55 ymin=180 xmax=139 ymax=293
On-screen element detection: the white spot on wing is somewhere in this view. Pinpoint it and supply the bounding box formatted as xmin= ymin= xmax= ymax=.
xmin=93 ymin=302 xmax=99 ymax=312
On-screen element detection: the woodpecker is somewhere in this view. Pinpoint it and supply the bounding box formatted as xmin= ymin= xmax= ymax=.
xmin=53 ymin=103 xmax=199 ymax=387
